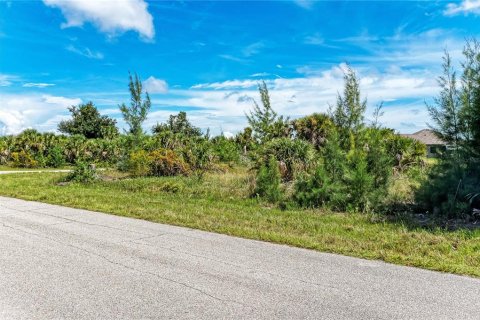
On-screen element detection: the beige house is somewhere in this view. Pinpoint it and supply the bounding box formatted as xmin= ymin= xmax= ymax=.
xmin=401 ymin=129 xmax=447 ymax=158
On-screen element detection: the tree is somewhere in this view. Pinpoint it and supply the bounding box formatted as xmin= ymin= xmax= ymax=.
xmin=119 ymin=73 xmax=151 ymax=137
xmin=152 ymin=111 xmax=201 ymax=137
xmin=330 ymin=66 xmax=366 ymax=148
xmin=58 ymin=102 xmax=118 ymax=139
xmin=460 ymin=39 xmax=480 ymax=158
xmin=246 ymin=81 xmax=290 ymax=143
xmin=427 ymin=52 xmax=462 ymax=148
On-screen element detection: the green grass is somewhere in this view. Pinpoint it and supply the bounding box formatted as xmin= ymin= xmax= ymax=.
xmin=0 ymin=169 xmax=479 ymax=277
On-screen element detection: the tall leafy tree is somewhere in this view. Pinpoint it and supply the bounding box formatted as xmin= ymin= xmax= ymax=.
xmin=58 ymin=102 xmax=119 ymax=139
xmin=119 ymin=73 xmax=151 ymax=137
xmin=246 ymin=81 xmax=289 ymax=143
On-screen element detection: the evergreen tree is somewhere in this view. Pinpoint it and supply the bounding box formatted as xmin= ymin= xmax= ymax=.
xmin=119 ymin=73 xmax=151 ymax=137
xmin=427 ymin=51 xmax=462 ymax=148
xmin=246 ymin=81 xmax=289 ymax=143
xmin=331 ymin=66 xmax=366 ymax=148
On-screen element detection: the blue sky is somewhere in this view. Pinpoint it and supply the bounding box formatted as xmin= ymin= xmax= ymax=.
xmin=1 ymin=0 xmax=479 ymax=136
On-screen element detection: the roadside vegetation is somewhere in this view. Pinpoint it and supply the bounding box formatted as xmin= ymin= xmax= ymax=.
xmin=0 ymin=40 xmax=479 ymax=276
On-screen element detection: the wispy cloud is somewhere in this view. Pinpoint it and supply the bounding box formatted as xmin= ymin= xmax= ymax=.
xmin=0 ymin=74 xmax=18 ymax=86
xmin=23 ymin=83 xmax=55 ymax=88
xmin=242 ymin=41 xmax=265 ymax=57
xmin=43 ymin=0 xmax=155 ymax=40
xmin=218 ymin=54 xmax=249 ymax=63
xmin=444 ymin=0 xmax=480 ymax=16
xmin=66 ymin=44 xmax=104 ymax=59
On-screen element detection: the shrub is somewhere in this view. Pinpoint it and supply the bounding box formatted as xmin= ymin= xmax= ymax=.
xmin=294 ymin=165 xmax=345 ymax=209
xmin=415 ymin=157 xmax=480 ymax=218
xmin=256 ymin=138 xmax=315 ymax=181
xmin=254 ymin=156 xmax=282 ymax=202
xmin=46 ymin=146 xmax=66 ymax=168
xmin=211 ymin=136 xmax=240 ymax=163
xmin=127 ymin=150 xmax=152 ymax=177
xmin=66 ymin=161 xmax=97 ymax=183
xmin=149 ymin=149 xmax=190 ymax=176
xmin=10 ymin=151 xmax=38 ymax=168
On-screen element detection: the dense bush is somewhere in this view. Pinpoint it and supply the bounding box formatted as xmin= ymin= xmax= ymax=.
xmin=66 ymin=161 xmax=97 ymax=183
xmin=149 ymin=149 xmax=190 ymax=176
xmin=254 ymin=156 xmax=282 ymax=202
xmin=211 ymin=136 xmax=240 ymax=163
xmin=127 ymin=149 xmax=190 ymax=177
xmin=291 ymin=113 xmax=334 ymax=150
xmin=127 ymin=150 xmax=151 ymax=177
xmin=255 ymin=137 xmax=315 ymax=181
xmin=10 ymin=150 xmax=38 ymax=168
xmin=294 ymin=165 xmax=344 ymax=209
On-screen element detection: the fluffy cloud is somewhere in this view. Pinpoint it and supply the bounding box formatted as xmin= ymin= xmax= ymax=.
xmin=143 ymin=76 xmax=168 ymax=94
xmin=444 ymin=0 xmax=480 ymax=15
xmin=0 ymin=94 xmax=81 ymax=135
xmin=43 ymin=0 xmax=155 ymax=40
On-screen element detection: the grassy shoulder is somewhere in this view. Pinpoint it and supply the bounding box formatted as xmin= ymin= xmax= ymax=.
xmin=0 ymin=169 xmax=479 ymax=277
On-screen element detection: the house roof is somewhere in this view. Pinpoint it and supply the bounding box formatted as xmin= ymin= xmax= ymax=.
xmin=400 ymin=129 xmax=446 ymax=145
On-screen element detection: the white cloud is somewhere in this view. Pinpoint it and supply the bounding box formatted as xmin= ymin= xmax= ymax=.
xmin=66 ymin=44 xmax=104 ymax=59
xmin=143 ymin=76 xmax=168 ymax=94
xmin=43 ymin=0 xmax=155 ymax=40
xmin=0 ymin=94 xmax=81 ymax=135
xmin=444 ymin=0 xmax=480 ymax=15
xmin=0 ymin=74 xmax=17 ymax=87
xmin=23 ymin=83 xmax=55 ymax=88
xmin=177 ymin=63 xmax=438 ymax=134
xmin=191 ymin=79 xmax=259 ymax=90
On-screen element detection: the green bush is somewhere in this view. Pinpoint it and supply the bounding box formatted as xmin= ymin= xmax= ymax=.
xmin=294 ymin=165 xmax=345 ymax=209
xmin=256 ymin=138 xmax=315 ymax=181
xmin=46 ymin=146 xmax=66 ymax=168
xmin=211 ymin=136 xmax=240 ymax=163
xmin=127 ymin=150 xmax=152 ymax=177
xmin=416 ymin=157 xmax=480 ymax=218
xmin=149 ymin=149 xmax=190 ymax=177
xmin=66 ymin=161 xmax=97 ymax=183
xmin=10 ymin=151 xmax=38 ymax=168
xmin=254 ymin=156 xmax=282 ymax=202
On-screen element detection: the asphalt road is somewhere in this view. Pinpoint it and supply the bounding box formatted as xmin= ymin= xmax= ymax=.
xmin=1 ymin=196 xmax=479 ymax=319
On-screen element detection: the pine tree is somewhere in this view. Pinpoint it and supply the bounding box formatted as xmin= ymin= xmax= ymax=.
xmin=331 ymin=66 xmax=366 ymax=148
xmin=119 ymin=73 xmax=151 ymax=137
xmin=427 ymin=51 xmax=462 ymax=148
xmin=246 ymin=81 xmax=289 ymax=143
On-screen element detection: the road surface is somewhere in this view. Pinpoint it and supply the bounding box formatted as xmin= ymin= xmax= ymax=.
xmin=1 ymin=196 xmax=479 ymax=319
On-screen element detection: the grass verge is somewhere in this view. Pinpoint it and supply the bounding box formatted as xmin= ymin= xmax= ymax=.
xmin=0 ymin=170 xmax=479 ymax=277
